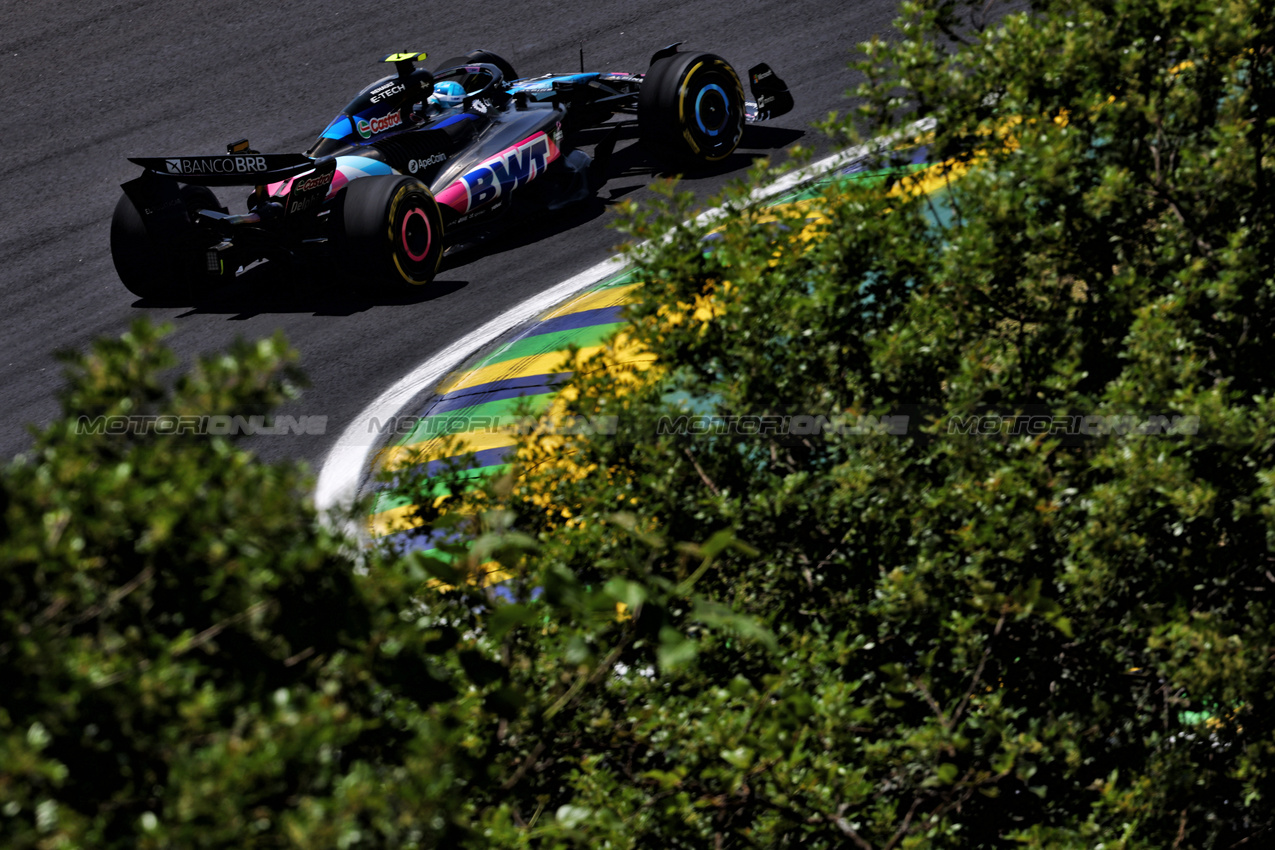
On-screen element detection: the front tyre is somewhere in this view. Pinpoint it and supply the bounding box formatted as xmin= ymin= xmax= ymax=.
xmin=638 ymin=51 xmax=745 ymax=171
xmin=339 ymin=175 xmax=444 ymax=290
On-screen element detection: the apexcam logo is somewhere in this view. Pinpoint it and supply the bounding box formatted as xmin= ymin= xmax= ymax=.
xmin=456 ymin=133 xmax=556 ymax=212
xmin=165 ymin=156 xmax=269 ymax=175
xmin=357 ymin=111 xmax=403 ymax=139
xmin=408 ymin=153 xmax=447 ymax=174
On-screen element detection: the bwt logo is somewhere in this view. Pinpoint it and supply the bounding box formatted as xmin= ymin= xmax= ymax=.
xmin=458 ymin=134 xmax=553 ymax=212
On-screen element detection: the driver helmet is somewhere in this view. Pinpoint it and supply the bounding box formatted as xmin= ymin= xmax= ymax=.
xmin=429 ymin=80 xmax=467 ymax=111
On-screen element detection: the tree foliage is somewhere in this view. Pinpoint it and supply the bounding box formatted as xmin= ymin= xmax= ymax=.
xmin=0 ymin=323 xmax=480 ymax=848
xmin=4 ymin=0 xmax=1275 ymax=846
xmin=415 ymin=0 xmax=1275 ymax=844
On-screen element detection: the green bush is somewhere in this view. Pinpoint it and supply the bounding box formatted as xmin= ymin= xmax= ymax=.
xmin=0 ymin=323 xmax=476 ymax=848
xmin=4 ymin=0 xmax=1274 ymax=846
xmin=412 ymin=0 xmax=1275 ymax=844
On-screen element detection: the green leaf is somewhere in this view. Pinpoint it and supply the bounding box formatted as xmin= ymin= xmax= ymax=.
xmin=657 ymin=627 xmax=698 ymax=671
xmin=487 ymin=602 xmax=534 ymax=640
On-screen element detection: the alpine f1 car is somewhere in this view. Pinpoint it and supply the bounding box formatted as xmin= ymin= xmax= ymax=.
xmin=111 ymin=45 xmax=793 ymax=298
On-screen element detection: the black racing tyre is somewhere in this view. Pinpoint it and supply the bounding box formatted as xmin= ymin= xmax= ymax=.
xmin=638 ymin=51 xmax=745 ymax=170
xmin=338 ymin=175 xmax=445 ymax=290
xmin=110 ymin=184 xmax=223 ymax=299
xmin=435 ymin=49 xmax=518 ymax=85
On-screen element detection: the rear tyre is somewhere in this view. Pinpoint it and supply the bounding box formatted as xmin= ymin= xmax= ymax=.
xmin=111 ymin=184 xmax=223 ymax=299
xmin=338 ymin=175 xmax=445 ymax=290
xmin=435 ymin=49 xmax=518 ymax=85
xmin=638 ymin=51 xmax=745 ymax=171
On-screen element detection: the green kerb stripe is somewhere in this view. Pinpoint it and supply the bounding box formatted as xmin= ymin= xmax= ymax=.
xmin=475 ymin=323 xmax=626 ymax=369
xmin=392 ymin=394 xmax=555 ymax=447
xmin=368 ymin=463 xmax=515 ymax=514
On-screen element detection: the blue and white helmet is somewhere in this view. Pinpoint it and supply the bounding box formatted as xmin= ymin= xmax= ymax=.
xmin=429 ymin=80 xmax=466 ymax=110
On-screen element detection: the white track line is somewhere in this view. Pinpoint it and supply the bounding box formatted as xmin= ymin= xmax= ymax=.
xmin=314 ymin=127 xmax=929 ymax=521
xmin=314 ymin=252 xmax=627 ymax=516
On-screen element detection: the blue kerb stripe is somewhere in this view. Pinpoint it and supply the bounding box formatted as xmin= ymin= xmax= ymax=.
xmin=381 ymin=524 xmax=462 ymax=554
xmin=521 ymin=306 xmax=626 ymax=337
xmin=423 ymin=374 xmax=573 ymax=416
xmin=370 ymin=448 xmax=514 ymax=497
xmin=909 ymin=146 xmax=932 ymax=165
xmin=407 ymin=446 xmax=514 ymax=479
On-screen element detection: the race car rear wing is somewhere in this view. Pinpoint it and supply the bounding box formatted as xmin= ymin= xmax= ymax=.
xmin=121 ymin=150 xmax=331 ymax=243
xmin=126 ymin=153 xmax=315 ymax=186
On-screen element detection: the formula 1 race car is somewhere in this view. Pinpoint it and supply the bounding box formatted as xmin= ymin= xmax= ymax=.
xmin=111 ymin=45 xmax=793 ymax=298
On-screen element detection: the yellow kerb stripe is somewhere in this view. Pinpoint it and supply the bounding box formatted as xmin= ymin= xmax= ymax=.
xmin=440 ymin=345 xmax=596 ymax=392
xmin=380 ymin=428 xmax=521 ymax=470
xmin=368 ymin=502 xmax=428 ymax=537
xmin=541 ymin=283 xmax=642 ymax=319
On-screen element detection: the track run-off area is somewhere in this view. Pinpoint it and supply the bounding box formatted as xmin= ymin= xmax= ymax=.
xmin=326 ymin=123 xmax=949 ymax=552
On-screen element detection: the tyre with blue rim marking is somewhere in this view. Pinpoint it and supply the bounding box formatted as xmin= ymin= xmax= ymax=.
xmin=638 ymin=51 xmax=745 ymax=170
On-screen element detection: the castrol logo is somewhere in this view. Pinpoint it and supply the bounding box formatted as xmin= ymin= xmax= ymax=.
xmin=293 ymin=172 xmax=333 ymax=193
xmin=356 ymin=112 xmax=403 ymax=139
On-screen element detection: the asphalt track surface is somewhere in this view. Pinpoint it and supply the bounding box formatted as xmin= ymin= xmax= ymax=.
xmin=0 ymin=0 xmax=900 ymax=470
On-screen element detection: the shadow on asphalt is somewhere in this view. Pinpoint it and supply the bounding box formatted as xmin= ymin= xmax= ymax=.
xmin=602 ymin=126 xmax=807 ymax=181
xmin=136 ymin=271 xmax=470 ymax=320
xmin=132 ymin=123 xmax=805 ymax=318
